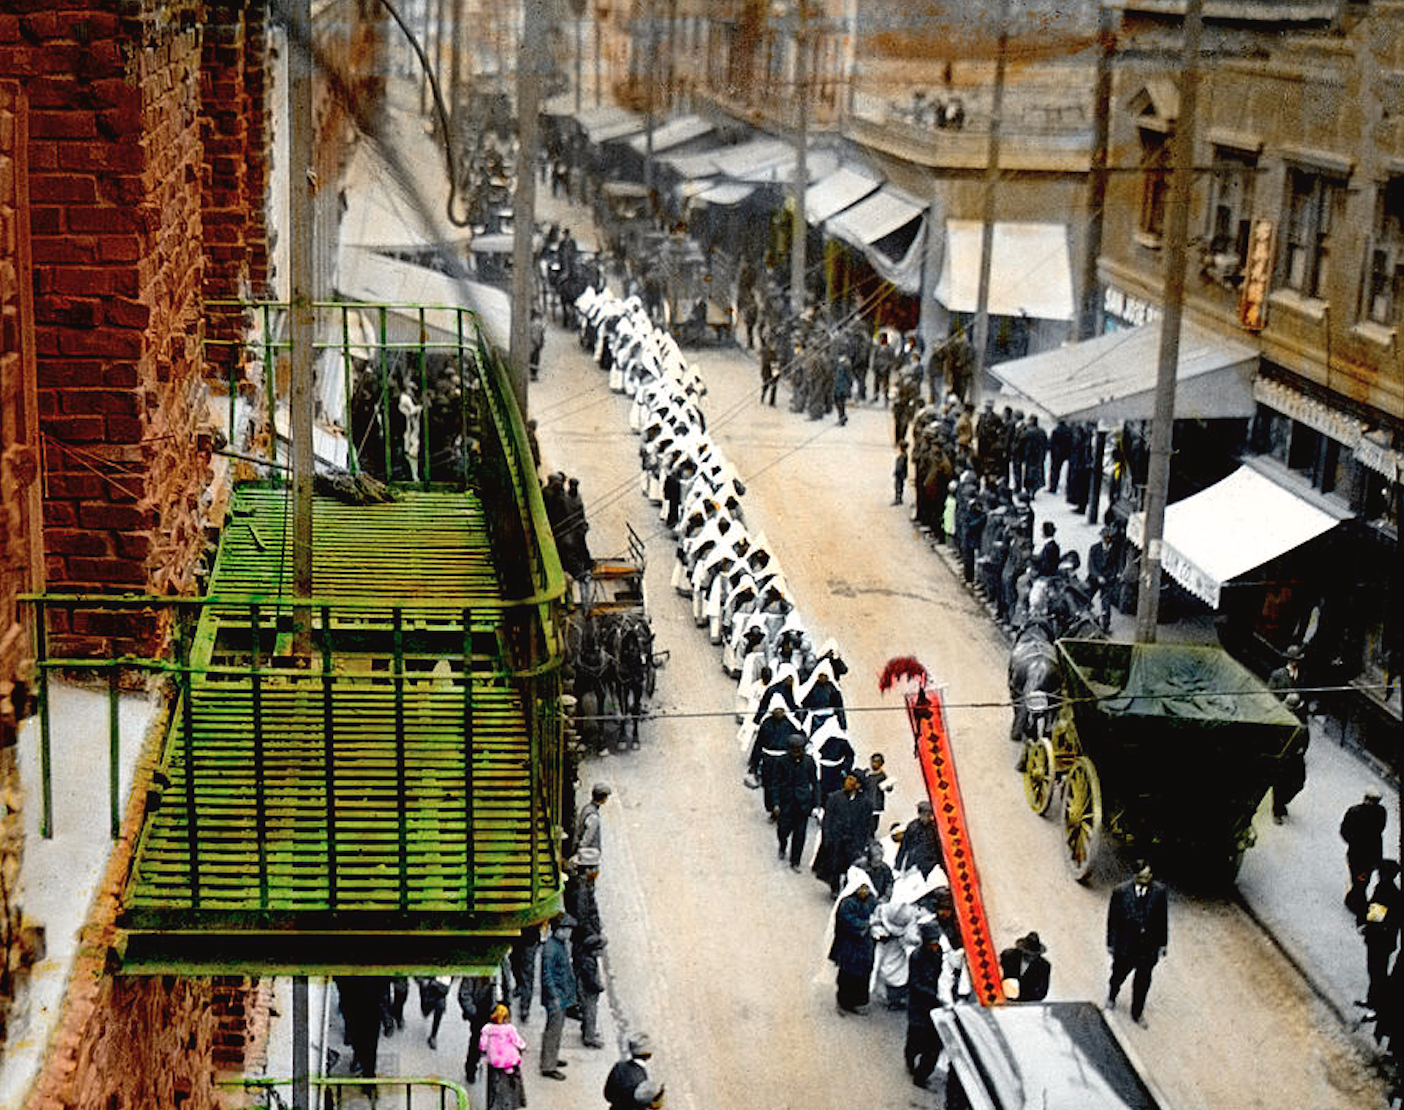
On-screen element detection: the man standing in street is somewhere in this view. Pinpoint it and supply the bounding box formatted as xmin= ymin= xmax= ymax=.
xmin=1341 ymin=789 xmax=1388 ymax=923
xmin=539 ymin=915 xmax=577 ymax=1080
xmin=772 ymin=733 xmax=819 ymax=871
xmin=575 ymin=782 xmax=610 ymax=859
xmin=605 ymin=1035 xmax=654 ymax=1110
xmin=1086 ymin=525 xmax=1121 ymax=633
xmin=895 ymin=800 xmax=944 ymax=878
xmin=905 ymin=921 xmax=946 ymax=1089
xmin=813 ymin=772 xmax=874 ymax=896
xmin=1020 ymin=414 xmax=1049 ymax=496
xmin=1048 ymin=418 xmax=1074 ymax=494
xmin=999 ymin=931 xmax=1051 ymax=1002
xmin=759 ymin=337 xmax=778 ymax=407
xmin=1106 ymin=863 xmax=1168 ymax=1027
xmin=893 ymin=442 xmax=909 ymax=506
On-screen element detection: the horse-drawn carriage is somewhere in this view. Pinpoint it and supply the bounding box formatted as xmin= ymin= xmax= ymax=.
xmin=1018 ymin=639 xmax=1303 ymax=886
xmin=566 ymin=524 xmax=664 ymax=749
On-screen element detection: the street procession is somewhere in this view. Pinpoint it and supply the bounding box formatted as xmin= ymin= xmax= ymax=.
xmin=0 ymin=3 xmax=1401 ymax=1110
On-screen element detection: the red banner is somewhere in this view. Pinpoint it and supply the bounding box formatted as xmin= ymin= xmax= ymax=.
xmin=905 ymin=687 xmax=1005 ymax=1006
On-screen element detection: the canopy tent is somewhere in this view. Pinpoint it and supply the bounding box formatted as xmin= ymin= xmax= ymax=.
xmin=1127 ymin=465 xmax=1343 ymax=608
xmin=805 ymin=166 xmax=882 ymax=224
xmin=934 ymin=220 xmax=1075 ymax=321
xmin=990 ymin=319 xmax=1259 ymax=425
xmin=626 ymin=114 xmax=715 ymax=155
xmin=824 ymin=185 xmax=928 ymax=294
xmin=338 ymin=244 xmax=511 ymax=349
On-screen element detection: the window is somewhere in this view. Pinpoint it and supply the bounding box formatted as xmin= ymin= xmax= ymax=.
xmin=1206 ymin=146 xmax=1256 ymax=265
xmin=1138 ymin=128 xmax=1170 ymax=240
xmin=1365 ymin=177 xmax=1404 ymax=326
xmin=1281 ymin=167 xmax=1341 ymax=298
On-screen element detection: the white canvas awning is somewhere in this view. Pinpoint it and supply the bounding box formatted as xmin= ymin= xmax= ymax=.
xmin=627 ymin=114 xmax=715 ymax=154
xmin=696 ymin=182 xmax=758 ymax=207
xmin=805 ymin=167 xmax=881 ymax=224
xmin=990 ymin=320 xmax=1259 ymax=424
xmin=338 ymin=245 xmax=510 ymax=349
xmin=663 ymin=149 xmax=723 ymax=181
xmin=824 ymin=185 xmax=927 ymax=294
xmin=586 ymin=112 xmax=645 ymax=145
xmin=710 ymin=138 xmax=794 ymax=180
xmin=1127 ymin=465 xmax=1343 ymax=608
xmin=934 ymin=220 xmax=1075 ymax=321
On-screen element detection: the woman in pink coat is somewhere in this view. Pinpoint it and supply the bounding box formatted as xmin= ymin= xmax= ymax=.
xmin=478 ymin=1003 xmax=528 ymax=1109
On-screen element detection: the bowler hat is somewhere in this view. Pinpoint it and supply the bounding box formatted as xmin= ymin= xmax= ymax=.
xmin=1015 ymin=931 xmax=1047 ymax=955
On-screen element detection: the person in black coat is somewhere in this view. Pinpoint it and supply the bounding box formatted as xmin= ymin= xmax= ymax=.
xmin=830 ymin=880 xmax=878 ymax=1013
xmin=895 ymin=801 xmax=944 ymax=877
xmin=772 ymin=734 xmax=819 ymax=870
xmin=814 ymin=774 xmax=875 ymax=895
xmin=1106 ymin=864 xmax=1169 ymax=1025
xmin=999 ymin=931 xmax=1051 ymax=1002
xmin=1362 ymin=859 xmax=1401 ymax=1014
xmin=1032 ymin=520 xmax=1061 ymax=577
xmin=604 ymin=1035 xmax=654 ymax=1110
xmin=1048 ymin=419 xmax=1074 ymax=494
xmin=905 ymin=922 xmax=946 ymax=1088
xmin=1342 ymin=790 xmax=1389 ymax=924
xmin=815 ymin=727 xmax=856 ymax=798
xmin=747 ymin=704 xmax=795 ymax=813
xmin=802 ymin=671 xmax=848 ymax=730
xmin=1086 ymin=525 xmax=1121 ymax=632
xmin=1020 ymin=415 xmax=1049 ymax=495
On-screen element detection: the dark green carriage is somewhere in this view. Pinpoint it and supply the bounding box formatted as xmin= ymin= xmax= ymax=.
xmin=1021 ymin=639 xmax=1304 ymax=885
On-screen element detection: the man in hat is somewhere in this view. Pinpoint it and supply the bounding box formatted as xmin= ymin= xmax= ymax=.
xmin=1341 ymin=790 xmax=1388 ymax=924
xmin=895 ymin=801 xmax=944 ymax=878
xmin=539 ymin=914 xmax=577 ymax=1079
xmin=905 ymin=921 xmax=946 ymax=1088
xmin=814 ymin=772 xmax=874 ymax=895
xmin=575 ymin=782 xmax=611 ymax=859
xmin=1268 ymin=644 xmax=1304 ymax=701
xmin=1106 ymin=863 xmax=1168 ymax=1026
xmin=772 ymin=733 xmax=820 ymax=871
xmin=565 ymin=847 xmax=603 ymax=948
xmin=999 ymin=932 xmax=1051 ymax=1002
xmin=573 ymin=932 xmax=608 ymax=1048
xmin=632 ymin=1079 xmax=666 ymax=1109
xmin=1086 ymin=524 xmax=1122 ymax=633
xmin=605 ymin=1035 xmax=654 ymax=1110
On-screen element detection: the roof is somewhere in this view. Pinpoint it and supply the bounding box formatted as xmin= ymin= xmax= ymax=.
xmin=934 ymin=219 xmax=1075 ymax=321
xmin=710 ymin=137 xmax=795 ymax=180
xmin=1126 ymin=465 xmax=1343 ymax=608
xmin=586 ymin=112 xmax=646 ymax=145
xmin=662 ymin=149 xmax=724 ymax=180
xmin=989 ymin=319 xmax=1259 ymax=425
xmin=805 ymin=166 xmax=882 ymax=223
xmin=935 ymin=1003 xmax=1170 ymax=1110
xmin=695 ymin=181 xmax=758 ymax=207
xmin=626 ymin=114 xmax=715 ymax=154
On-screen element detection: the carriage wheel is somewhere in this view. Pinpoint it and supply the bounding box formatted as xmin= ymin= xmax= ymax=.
xmin=1062 ymin=756 xmax=1103 ymax=882
xmin=1022 ymin=738 xmax=1057 ymax=817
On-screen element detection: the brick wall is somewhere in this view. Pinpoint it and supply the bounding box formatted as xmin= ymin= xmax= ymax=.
xmin=2 ymin=0 xmax=216 ymax=657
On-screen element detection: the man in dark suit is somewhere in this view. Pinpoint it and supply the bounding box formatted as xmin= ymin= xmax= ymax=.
xmin=999 ymin=931 xmax=1051 ymax=1002
xmin=772 ymin=733 xmax=820 ymax=871
xmin=1106 ymin=863 xmax=1168 ymax=1026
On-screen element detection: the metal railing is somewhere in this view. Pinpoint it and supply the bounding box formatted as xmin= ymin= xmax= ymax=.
xmin=219 ymin=1075 xmax=470 ymax=1110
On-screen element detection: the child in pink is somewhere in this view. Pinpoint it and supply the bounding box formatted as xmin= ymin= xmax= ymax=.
xmin=479 ymin=1003 xmax=528 ymax=1109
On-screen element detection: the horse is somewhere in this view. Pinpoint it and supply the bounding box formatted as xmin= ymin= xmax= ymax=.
xmin=1008 ymin=618 xmax=1063 ymax=747
xmin=606 ymin=613 xmax=654 ymax=750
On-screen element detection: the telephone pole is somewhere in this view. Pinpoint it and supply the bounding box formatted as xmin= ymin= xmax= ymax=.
xmin=288 ymin=0 xmax=315 ymax=661
xmin=510 ymin=0 xmax=547 ymax=414
xmin=1080 ymin=3 xmax=1114 ymax=341
xmin=789 ymin=0 xmax=809 ymax=314
xmin=1135 ymin=0 xmax=1205 ymax=641
xmin=970 ymin=0 xmax=1010 ymax=403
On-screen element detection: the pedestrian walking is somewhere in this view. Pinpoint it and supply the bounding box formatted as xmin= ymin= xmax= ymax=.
xmin=509 ymin=925 xmax=541 ymax=1022
xmin=1270 ymin=692 xmax=1309 ymax=824
xmin=1048 ymin=418 xmax=1073 ymax=493
xmin=1342 ymin=789 xmax=1388 ymax=923
xmin=459 ymin=975 xmax=498 ymax=1081
xmin=337 ymin=977 xmax=390 ymax=1079
xmin=539 ymin=915 xmax=577 ymax=1080
xmin=1021 ymin=415 xmax=1049 ymax=496
xmin=872 ymin=900 xmax=920 ymax=1010
xmin=830 ymin=874 xmax=878 ymax=1014
xmin=384 ymin=977 xmax=408 ymax=1033
xmin=416 ymin=975 xmax=451 ymax=1049
xmin=574 ymin=933 xmax=608 ymax=1048
xmin=1361 ymin=859 xmax=1401 ymax=1015
xmin=759 ymin=338 xmax=778 ymax=406
xmin=999 ymin=931 xmax=1051 ymax=1002
xmin=905 ymin=922 xmax=946 ymax=1089
xmin=1106 ymin=863 xmax=1168 ymax=1027
xmin=772 ymin=733 xmax=819 ymax=871
xmin=834 ymin=355 xmax=853 ymax=425
xmin=813 ymin=773 xmax=874 ymax=896
xmin=894 ymin=801 xmax=945 ymax=878
xmin=893 ymin=442 xmax=909 ymax=506
xmin=1086 ymin=525 xmax=1121 ymax=633
xmin=605 ymin=1035 xmax=654 ymax=1110
xmin=747 ymin=704 xmax=796 ymax=813
xmin=479 ymin=1003 xmax=528 ymax=1110
xmin=858 ymin=751 xmax=893 ymax=834
xmin=575 ymin=782 xmax=610 ymax=858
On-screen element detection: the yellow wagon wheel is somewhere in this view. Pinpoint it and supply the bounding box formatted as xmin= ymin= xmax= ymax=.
xmin=1062 ymin=755 xmax=1103 ymax=882
xmin=1022 ymin=738 xmax=1057 ymax=816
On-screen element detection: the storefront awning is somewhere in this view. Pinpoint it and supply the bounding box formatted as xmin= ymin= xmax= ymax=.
xmin=934 ymin=220 xmax=1075 ymax=321
xmin=696 ymin=182 xmax=758 ymax=207
xmin=825 ymin=185 xmax=924 ymax=247
xmin=337 ymin=245 xmax=510 ymax=349
xmin=710 ymin=138 xmax=794 ymax=180
xmin=586 ymin=112 xmax=646 ymax=145
xmin=1127 ymin=465 xmax=1342 ymax=608
xmin=991 ymin=319 xmax=1259 ymax=424
xmin=627 ymin=114 xmax=715 ymax=155
xmin=805 ymin=167 xmax=882 ymax=224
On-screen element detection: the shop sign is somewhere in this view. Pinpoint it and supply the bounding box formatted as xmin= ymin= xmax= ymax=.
xmin=1238 ymin=219 xmax=1274 ymax=332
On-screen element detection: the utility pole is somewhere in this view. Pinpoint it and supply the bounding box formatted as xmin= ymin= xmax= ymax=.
xmin=643 ymin=0 xmax=656 ymax=195
xmin=1080 ymin=3 xmax=1114 ymax=341
xmin=575 ymin=3 xmax=585 ymax=114
xmin=420 ymin=0 xmax=431 ymax=114
xmin=1135 ymin=0 xmax=1204 ymax=641
xmin=789 ymin=0 xmax=809 ymax=315
xmin=918 ymin=195 xmax=946 ymax=357
xmin=288 ymin=0 xmax=315 ymax=662
xmin=970 ymin=0 xmax=1010 ymax=405
xmin=510 ymin=0 xmax=547 ymax=415
xmin=594 ymin=1 xmax=602 ymax=106
xmin=449 ymin=0 xmax=464 ymax=142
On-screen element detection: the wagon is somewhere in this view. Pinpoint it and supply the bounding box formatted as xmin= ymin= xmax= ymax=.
xmin=1020 ymin=639 xmax=1303 ymax=885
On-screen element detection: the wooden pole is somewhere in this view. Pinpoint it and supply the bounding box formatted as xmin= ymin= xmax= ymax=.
xmin=970 ymin=0 xmax=1010 ymax=405
xmin=288 ymin=0 xmax=315 ymax=658
xmin=789 ymin=0 xmax=808 ymax=315
xmin=510 ymin=0 xmax=546 ymax=414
